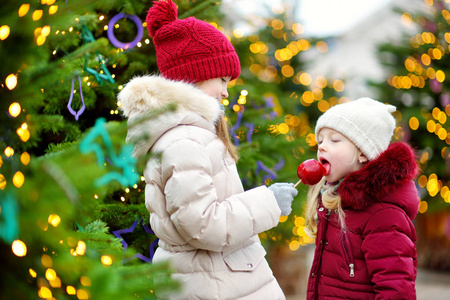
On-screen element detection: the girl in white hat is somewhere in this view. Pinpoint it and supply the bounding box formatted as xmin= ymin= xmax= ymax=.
xmin=304 ymin=97 xmax=419 ymax=299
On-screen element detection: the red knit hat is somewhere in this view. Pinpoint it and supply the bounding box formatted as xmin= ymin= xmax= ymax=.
xmin=146 ymin=0 xmax=240 ymax=83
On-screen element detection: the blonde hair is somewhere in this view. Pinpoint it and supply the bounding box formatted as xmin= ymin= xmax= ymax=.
xmin=304 ymin=177 xmax=347 ymax=238
xmin=216 ymin=115 xmax=239 ymax=162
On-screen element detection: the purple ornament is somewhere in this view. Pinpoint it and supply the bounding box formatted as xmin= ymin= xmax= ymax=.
xmin=107 ymin=13 xmax=144 ymax=49
xmin=67 ymin=75 xmax=85 ymax=120
xmin=112 ymin=219 xmax=158 ymax=263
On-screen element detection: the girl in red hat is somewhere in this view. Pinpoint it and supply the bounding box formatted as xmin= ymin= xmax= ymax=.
xmin=119 ymin=0 xmax=297 ymax=298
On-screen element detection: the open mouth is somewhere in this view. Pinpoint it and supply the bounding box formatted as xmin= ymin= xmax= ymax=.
xmin=319 ymin=158 xmax=331 ymax=175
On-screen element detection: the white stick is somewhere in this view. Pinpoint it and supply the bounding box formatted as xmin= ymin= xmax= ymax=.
xmin=294 ymin=179 xmax=302 ymax=188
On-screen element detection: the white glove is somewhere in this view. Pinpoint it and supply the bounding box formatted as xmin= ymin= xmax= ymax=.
xmin=268 ymin=182 xmax=298 ymax=216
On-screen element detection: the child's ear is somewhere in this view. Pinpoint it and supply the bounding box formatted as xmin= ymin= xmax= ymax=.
xmin=358 ymin=152 xmax=368 ymax=164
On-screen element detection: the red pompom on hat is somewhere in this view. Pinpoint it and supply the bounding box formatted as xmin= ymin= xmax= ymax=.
xmin=146 ymin=0 xmax=240 ymax=83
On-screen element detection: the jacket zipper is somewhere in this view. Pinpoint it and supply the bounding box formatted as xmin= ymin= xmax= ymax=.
xmin=342 ymin=230 xmax=355 ymax=278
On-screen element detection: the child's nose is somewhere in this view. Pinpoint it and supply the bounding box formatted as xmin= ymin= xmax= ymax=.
xmin=222 ymin=89 xmax=229 ymax=99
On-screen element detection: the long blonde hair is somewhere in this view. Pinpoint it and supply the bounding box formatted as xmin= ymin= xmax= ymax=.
xmin=216 ymin=115 xmax=239 ymax=162
xmin=304 ymin=177 xmax=347 ymax=238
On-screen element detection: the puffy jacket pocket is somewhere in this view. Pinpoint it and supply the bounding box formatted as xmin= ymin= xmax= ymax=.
xmin=223 ymin=242 xmax=267 ymax=272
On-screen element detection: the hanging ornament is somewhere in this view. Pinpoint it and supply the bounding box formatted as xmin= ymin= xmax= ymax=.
xmin=255 ymin=159 xmax=285 ymax=184
xmin=112 ymin=219 xmax=158 ymax=263
xmin=107 ymin=13 xmax=144 ymax=50
xmin=67 ymin=75 xmax=85 ymax=120
xmin=79 ymin=118 xmax=139 ymax=187
xmin=81 ymin=24 xmax=115 ymax=86
xmin=0 ymin=192 xmax=20 ymax=244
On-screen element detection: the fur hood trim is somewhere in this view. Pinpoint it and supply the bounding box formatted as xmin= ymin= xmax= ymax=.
xmin=339 ymin=142 xmax=419 ymax=211
xmin=118 ymin=75 xmax=221 ymax=123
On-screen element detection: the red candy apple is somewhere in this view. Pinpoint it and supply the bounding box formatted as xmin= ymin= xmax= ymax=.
xmin=294 ymin=159 xmax=326 ymax=187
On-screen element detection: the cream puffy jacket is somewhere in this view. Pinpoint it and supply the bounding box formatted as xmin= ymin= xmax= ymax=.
xmin=119 ymin=75 xmax=284 ymax=300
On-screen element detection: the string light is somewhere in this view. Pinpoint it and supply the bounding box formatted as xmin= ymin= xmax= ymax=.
xmin=101 ymin=255 xmax=113 ymax=266
xmin=48 ymin=214 xmax=61 ymax=227
xmin=9 ymin=102 xmax=21 ymax=117
xmin=0 ymin=25 xmax=10 ymax=40
xmin=18 ymin=4 xmax=30 ymax=17
xmin=12 ymin=171 xmax=25 ymax=188
xmin=12 ymin=240 xmax=27 ymax=257
xmin=5 ymin=74 xmax=17 ymax=90
xmin=49 ymin=5 xmax=58 ymax=15
xmin=32 ymin=10 xmax=43 ymax=21
xmin=4 ymin=147 xmax=14 ymax=157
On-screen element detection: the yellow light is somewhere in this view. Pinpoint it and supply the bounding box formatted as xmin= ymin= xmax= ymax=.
xmin=421 ymin=54 xmax=431 ymax=66
xmin=306 ymin=133 xmax=317 ymax=146
xmin=32 ymin=10 xmax=43 ymax=21
xmin=76 ymin=241 xmax=87 ymax=256
xmin=36 ymin=35 xmax=46 ymax=46
xmin=418 ymin=201 xmax=428 ymax=213
xmin=38 ymin=287 xmax=52 ymax=299
xmin=418 ymin=175 xmax=427 ymax=188
xmin=41 ymin=25 xmax=51 ymax=37
xmin=401 ymin=13 xmax=413 ymax=25
xmin=41 ymin=0 xmax=48 ymax=4
xmin=294 ymin=216 xmax=306 ymax=227
xmin=292 ymin=23 xmax=304 ymax=34
xmin=29 ymin=268 xmax=37 ymax=278
xmin=299 ymin=72 xmax=312 ymax=85
xmin=278 ymin=123 xmax=290 ymax=134
xmin=45 ymin=268 xmax=57 ymax=281
xmin=409 ymin=117 xmax=419 ymax=130
xmin=436 ymin=70 xmax=445 ymax=82
xmin=101 ymin=255 xmax=113 ymax=266
xmin=18 ymin=4 xmax=30 ymax=17
xmin=77 ymin=289 xmax=89 ymax=300
xmin=5 ymin=146 xmax=14 ymax=157
xmin=233 ymin=28 xmax=244 ymax=39
xmin=49 ymin=5 xmax=58 ymax=15
xmin=8 ymin=102 xmax=21 ymax=117
xmin=0 ymin=25 xmax=10 ymax=40
xmin=17 ymin=128 xmax=30 ymax=142
xmin=302 ymin=91 xmax=314 ymax=104
xmin=12 ymin=171 xmax=25 ymax=188
xmin=67 ymin=286 xmax=76 ymax=295
xmin=80 ymin=276 xmax=92 ymax=286
xmin=49 ymin=276 xmax=61 ymax=288
xmin=20 ymin=152 xmax=30 ymax=165
xmin=316 ymin=41 xmax=328 ymax=53
xmin=0 ymin=174 xmax=5 ymax=190
xmin=427 ymin=120 xmax=436 ymax=133
xmin=281 ymin=65 xmax=294 ymax=77
xmin=12 ymin=240 xmax=27 ymax=257
xmin=289 ymin=240 xmax=300 ymax=251
xmin=41 ymin=254 xmax=53 ymax=267
xmin=48 ymin=214 xmax=61 ymax=227
xmin=279 ymin=215 xmax=288 ymax=223
xmin=333 ymin=79 xmax=345 ymax=92
xmin=427 ymin=177 xmax=439 ymax=197
xmin=5 ymin=74 xmax=17 ymax=90
xmin=47 ymin=0 xmax=56 ymax=4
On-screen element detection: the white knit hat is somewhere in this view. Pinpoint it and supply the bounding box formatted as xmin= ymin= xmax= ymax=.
xmin=314 ymin=97 xmax=397 ymax=161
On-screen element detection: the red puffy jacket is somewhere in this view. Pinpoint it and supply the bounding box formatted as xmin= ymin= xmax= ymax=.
xmin=307 ymin=142 xmax=419 ymax=299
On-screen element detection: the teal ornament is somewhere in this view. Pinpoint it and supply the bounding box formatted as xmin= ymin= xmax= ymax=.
xmin=0 ymin=192 xmax=20 ymax=244
xmin=80 ymin=118 xmax=139 ymax=187
xmin=81 ymin=24 xmax=115 ymax=86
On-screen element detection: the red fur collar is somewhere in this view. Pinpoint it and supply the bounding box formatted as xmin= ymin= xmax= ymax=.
xmin=338 ymin=142 xmax=419 ymax=211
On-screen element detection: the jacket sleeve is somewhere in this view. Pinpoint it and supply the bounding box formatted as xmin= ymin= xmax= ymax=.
xmin=160 ymin=138 xmax=281 ymax=252
xmin=361 ymin=207 xmax=417 ymax=299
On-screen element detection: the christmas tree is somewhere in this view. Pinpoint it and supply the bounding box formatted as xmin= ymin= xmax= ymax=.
xmin=372 ymin=0 xmax=450 ymax=270
xmin=1 ymin=0 xmax=344 ymax=297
